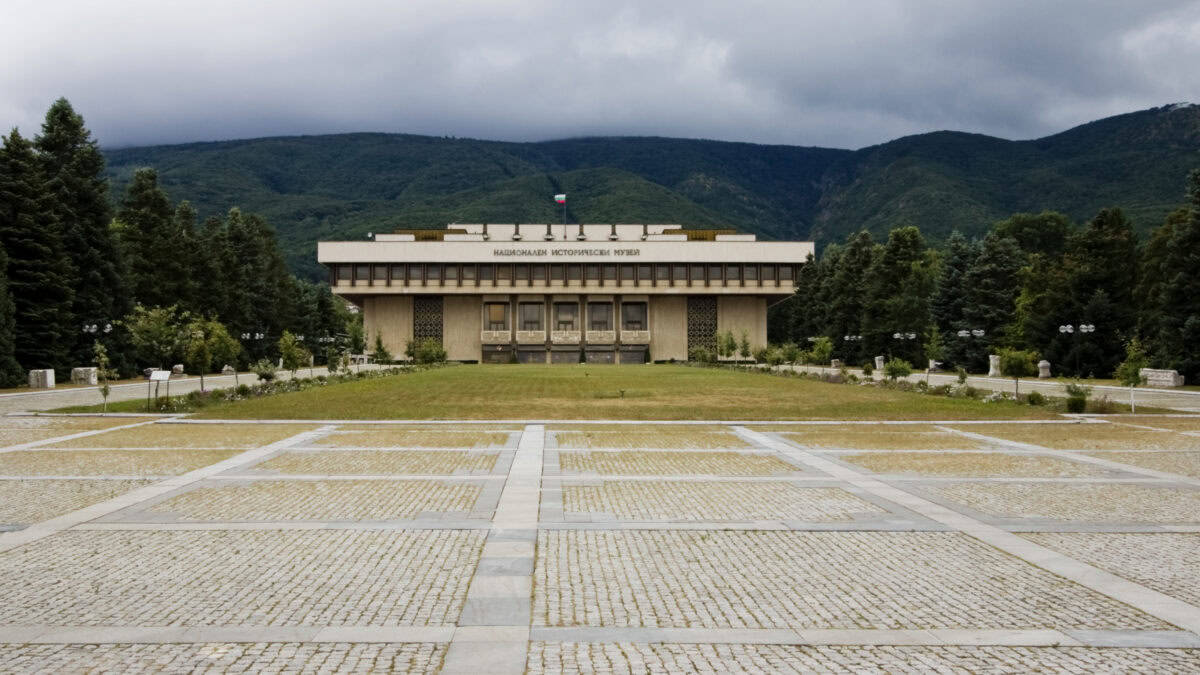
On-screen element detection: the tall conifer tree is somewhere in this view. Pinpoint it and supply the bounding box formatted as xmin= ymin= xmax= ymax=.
xmin=861 ymin=226 xmax=935 ymax=363
xmin=35 ymin=98 xmax=129 ymax=365
xmin=0 ymin=130 xmax=75 ymax=372
xmin=960 ymin=232 xmax=1023 ymax=371
xmin=115 ymin=168 xmax=175 ymax=308
xmin=1155 ymin=169 xmax=1200 ymax=380
xmin=0 ymin=245 xmax=24 ymax=386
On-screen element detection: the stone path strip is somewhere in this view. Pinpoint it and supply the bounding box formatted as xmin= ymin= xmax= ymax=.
xmin=441 ymin=424 xmax=543 ymax=675
xmin=734 ymin=426 xmax=1200 ymax=636
xmin=0 ymin=418 xmax=161 ymax=453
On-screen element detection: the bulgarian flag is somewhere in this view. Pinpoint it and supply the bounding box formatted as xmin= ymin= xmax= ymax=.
xmin=554 ymin=193 xmax=566 ymax=204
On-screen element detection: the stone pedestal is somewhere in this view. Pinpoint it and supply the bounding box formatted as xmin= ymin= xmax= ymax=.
xmin=874 ymin=355 xmax=885 ymax=371
xmin=928 ymin=359 xmax=940 ymax=372
xmin=172 ymin=364 xmax=185 ymax=375
xmin=1038 ymin=360 xmax=1051 ymax=379
xmin=71 ymin=367 xmax=98 ymax=385
xmin=28 ymin=369 xmax=55 ymax=389
xmin=830 ymin=359 xmax=842 ymax=369
xmin=221 ymin=365 xmax=236 ymax=376
xmin=988 ymin=354 xmax=1001 ymax=377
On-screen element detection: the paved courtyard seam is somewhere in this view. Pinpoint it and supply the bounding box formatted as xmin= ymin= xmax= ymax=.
xmin=0 ymin=425 xmax=335 ymax=554
xmin=441 ymin=423 xmax=543 ymax=675
xmin=732 ymin=426 xmax=1200 ymax=637
xmin=0 ymin=418 xmax=162 ymax=454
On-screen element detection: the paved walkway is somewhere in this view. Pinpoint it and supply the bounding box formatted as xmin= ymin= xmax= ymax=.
xmin=783 ymin=364 xmax=1200 ymax=412
xmin=0 ymin=417 xmax=1198 ymax=672
xmin=0 ymin=365 xmax=384 ymax=415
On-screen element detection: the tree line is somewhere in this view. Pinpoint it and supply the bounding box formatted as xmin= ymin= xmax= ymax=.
xmin=0 ymin=98 xmax=355 ymax=386
xmin=769 ymin=169 xmax=1200 ymax=383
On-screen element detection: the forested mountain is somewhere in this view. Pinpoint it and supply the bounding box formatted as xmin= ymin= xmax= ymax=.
xmin=103 ymin=103 xmax=1200 ymax=279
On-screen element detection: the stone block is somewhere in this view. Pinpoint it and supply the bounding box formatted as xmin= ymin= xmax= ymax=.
xmin=27 ymin=369 xmax=55 ymax=389
xmin=171 ymin=364 xmax=185 ymax=375
xmin=874 ymin=355 xmax=884 ymax=371
xmin=830 ymin=359 xmax=842 ymax=369
xmin=1038 ymin=360 xmax=1051 ymax=379
xmin=988 ymin=354 xmax=1001 ymax=377
xmin=1139 ymin=368 xmax=1185 ymax=388
xmin=71 ymin=367 xmax=98 ymax=386
xmin=221 ymin=364 xmax=236 ymax=376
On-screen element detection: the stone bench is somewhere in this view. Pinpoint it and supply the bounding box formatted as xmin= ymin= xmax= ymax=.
xmin=1139 ymin=368 xmax=1185 ymax=388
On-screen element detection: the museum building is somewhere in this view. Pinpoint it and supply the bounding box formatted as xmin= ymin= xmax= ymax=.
xmin=318 ymin=224 xmax=813 ymax=363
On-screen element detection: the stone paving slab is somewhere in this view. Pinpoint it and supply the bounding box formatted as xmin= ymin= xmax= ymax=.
xmin=135 ymin=479 xmax=486 ymax=522
xmin=929 ymin=482 xmax=1200 ymax=524
xmin=526 ymin=641 xmax=1200 ymax=673
xmin=533 ymin=530 xmax=1167 ymax=630
xmin=0 ymin=641 xmax=446 ymax=673
xmin=0 ymin=479 xmax=153 ymax=526
xmin=780 ymin=428 xmax=991 ymax=451
xmin=257 ymin=449 xmax=501 ymax=475
xmin=560 ymin=482 xmax=885 ymax=522
xmin=1083 ymin=450 xmax=1200 ymax=479
xmin=315 ymin=429 xmax=514 ymax=448
xmin=0 ymin=448 xmax=242 ymax=476
xmin=556 ymin=450 xmax=802 ymax=476
xmin=841 ymin=451 xmax=1111 ymax=477
xmin=550 ymin=427 xmax=750 ymax=449
xmin=0 ymin=529 xmax=484 ymax=626
xmin=46 ymin=424 xmax=319 ymax=449
xmin=949 ymin=423 xmax=1200 ymax=451
xmin=1021 ymin=533 xmax=1200 ymax=607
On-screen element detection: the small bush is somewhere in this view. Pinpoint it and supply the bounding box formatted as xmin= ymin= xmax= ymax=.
xmin=235 ymin=384 xmax=252 ymax=397
xmin=412 ymin=338 xmax=447 ymax=364
xmin=929 ymin=384 xmax=952 ymax=396
xmin=861 ymin=361 xmax=874 ymax=377
xmin=251 ymin=359 xmax=277 ymax=382
xmin=1064 ymin=381 xmax=1092 ymax=414
xmin=883 ymin=358 xmax=913 ymax=381
xmin=688 ymin=346 xmax=716 ymax=364
xmin=1089 ymin=395 xmax=1117 ymax=414
xmin=955 ymin=366 xmax=968 ymax=385
xmin=1025 ymin=391 xmax=1046 ymax=406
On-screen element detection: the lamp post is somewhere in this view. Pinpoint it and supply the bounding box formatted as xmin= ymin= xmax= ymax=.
xmin=1058 ymin=323 xmax=1096 ymax=377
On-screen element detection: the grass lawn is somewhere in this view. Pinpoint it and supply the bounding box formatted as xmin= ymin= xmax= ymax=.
xmin=136 ymin=364 xmax=1068 ymax=421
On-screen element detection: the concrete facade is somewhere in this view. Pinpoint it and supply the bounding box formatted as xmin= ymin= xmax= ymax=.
xmin=319 ymin=224 xmax=812 ymax=363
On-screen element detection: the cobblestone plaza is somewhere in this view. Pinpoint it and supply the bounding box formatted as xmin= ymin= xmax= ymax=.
xmin=1 ymin=416 xmax=1199 ymax=672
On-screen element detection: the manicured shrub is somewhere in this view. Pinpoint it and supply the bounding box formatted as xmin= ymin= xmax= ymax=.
xmin=1025 ymin=391 xmax=1046 ymax=406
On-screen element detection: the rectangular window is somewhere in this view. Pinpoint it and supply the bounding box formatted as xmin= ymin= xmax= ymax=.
xmin=762 ymin=265 xmax=776 ymax=281
xmin=532 ymin=265 xmax=546 ymax=281
xmin=515 ymin=265 xmax=529 ymax=281
xmin=655 ymin=264 xmax=670 ymax=281
xmin=588 ymin=303 xmax=612 ymax=331
xmin=638 ymin=264 xmax=652 ymax=281
xmin=550 ymin=265 xmax=564 ymax=281
xmin=355 ymin=265 xmax=370 ymax=282
xmin=497 ymin=265 xmax=512 ymax=281
xmin=603 ymin=265 xmax=617 ymax=281
xmin=567 ymin=264 xmax=582 ymax=281
xmin=744 ymin=264 xmax=758 ymax=281
xmin=622 ymin=302 xmax=647 ymax=331
xmin=690 ymin=264 xmax=704 ymax=282
xmin=409 ymin=264 xmax=424 ymax=282
xmin=779 ymin=265 xmax=794 ymax=280
xmin=373 ymin=265 xmax=387 ymax=281
xmin=620 ymin=264 xmax=635 ymax=281
xmin=479 ymin=264 xmax=494 ymax=281
xmin=390 ymin=264 xmax=405 ymax=281
xmin=726 ymin=265 xmax=740 ymax=281
xmin=519 ymin=303 xmax=544 ymax=331
xmin=445 ymin=265 xmax=458 ymax=281
xmin=485 ymin=303 xmax=509 ymax=331
xmin=585 ymin=265 xmax=600 ymax=281
xmin=337 ymin=265 xmax=351 ymax=281
xmin=673 ymin=264 xmax=687 ymax=281
xmin=462 ymin=265 xmax=476 ymax=280
xmin=554 ymin=303 xmax=578 ymax=331
xmin=427 ymin=264 xmax=441 ymax=281
xmin=708 ymin=264 xmax=723 ymax=281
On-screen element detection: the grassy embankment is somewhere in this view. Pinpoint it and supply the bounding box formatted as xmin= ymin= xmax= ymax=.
xmin=59 ymin=364 xmax=1064 ymax=420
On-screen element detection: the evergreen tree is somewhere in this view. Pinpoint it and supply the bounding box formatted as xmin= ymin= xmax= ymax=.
xmin=1135 ymin=208 xmax=1187 ymax=343
xmin=861 ymin=226 xmax=935 ymax=364
xmin=115 ymin=168 xmax=176 ymax=308
xmin=960 ymin=232 xmax=1023 ymax=372
xmin=993 ymin=211 xmax=1073 ymax=259
xmin=34 ymin=98 xmax=129 ymax=367
xmin=0 ymin=129 xmax=75 ymax=373
xmin=195 ymin=215 xmax=232 ymax=319
xmin=0 ymin=245 xmax=24 ymax=386
xmin=172 ymin=201 xmax=199 ymax=312
xmin=1155 ymin=169 xmax=1200 ymax=381
xmin=825 ymin=231 xmax=875 ymax=363
xmin=930 ymin=231 xmax=978 ymax=368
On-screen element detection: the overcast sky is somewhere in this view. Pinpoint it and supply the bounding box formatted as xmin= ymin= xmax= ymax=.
xmin=3 ymin=1 xmax=1199 ymax=149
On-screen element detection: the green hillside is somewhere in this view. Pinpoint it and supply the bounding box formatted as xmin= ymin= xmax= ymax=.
xmin=103 ymin=103 xmax=1200 ymax=279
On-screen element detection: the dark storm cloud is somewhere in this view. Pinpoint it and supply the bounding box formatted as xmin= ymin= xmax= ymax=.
xmin=2 ymin=1 xmax=1198 ymax=149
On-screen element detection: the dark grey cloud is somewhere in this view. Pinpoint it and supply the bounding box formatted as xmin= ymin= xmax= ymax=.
xmin=2 ymin=0 xmax=1198 ymax=149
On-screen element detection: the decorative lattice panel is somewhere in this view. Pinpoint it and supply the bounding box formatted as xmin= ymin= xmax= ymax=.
xmin=687 ymin=296 xmax=717 ymax=353
xmin=413 ymin=296 xmax=444 ymax=344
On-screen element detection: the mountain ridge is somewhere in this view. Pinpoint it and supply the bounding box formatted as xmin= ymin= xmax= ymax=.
xmin=102 ymin=104 xmax=1200 ymax=279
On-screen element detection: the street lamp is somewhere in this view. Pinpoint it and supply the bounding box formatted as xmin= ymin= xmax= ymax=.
xmin=892 ymin=332 xmax=916 ymax=340
xmin=1058 ymin=323 xmax=1097 ymax=376
xmin=843 ymin=334 xmax=862 ymax=342
xmin=82 ymin=322 xmax=113 ymax=335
